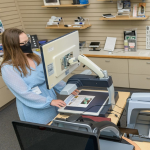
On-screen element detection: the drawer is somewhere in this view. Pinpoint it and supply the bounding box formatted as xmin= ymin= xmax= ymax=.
xmin=0 ymin=76 xmax=5 ymax=89
xmin=129 ymin=59 xmax=150 ymax=75
xmin=108 ymin=73 xmax=129 ymax=88
xmin=0 ymin=86 xmax=15 ymax=108
xmin=88 ymin=58 xmax=128 ymax=73
xmin=129 ymin=74 xmax=150 ymax=89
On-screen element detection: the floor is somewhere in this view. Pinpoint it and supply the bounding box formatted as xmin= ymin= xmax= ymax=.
xmin=0 ymin=88 xmax=150 ymax=150
xmin=0 ymin=100 xmax=20 ymax=150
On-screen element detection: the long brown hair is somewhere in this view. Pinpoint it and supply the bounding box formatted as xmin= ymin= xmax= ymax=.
xmin=0 ymin=28 xmax=41 ymax=76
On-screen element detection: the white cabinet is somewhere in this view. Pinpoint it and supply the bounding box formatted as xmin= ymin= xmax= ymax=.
xmin=129 ymin=59 xmax=150 ymax=75
xmin=0 ymin=86 xmax=15 ymax=108
xmin=0 ymin=76 xmax=5 ymax=89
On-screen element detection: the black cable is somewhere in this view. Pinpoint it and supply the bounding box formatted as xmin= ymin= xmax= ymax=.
xmin=111 ymin=103 xmax=127 ymax=114
xmin=106 ymin=112 xmax=120 ymax=119
xmin=108 ymin=110 xmax=126 ymax=116
xmin=107 ymin=103 xmax=127 ymax=117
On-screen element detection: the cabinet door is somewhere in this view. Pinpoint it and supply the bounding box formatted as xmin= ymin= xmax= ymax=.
xmin=109 ymin=73 xmax=129 ymax=88
xmin=129 ymin=74 xmax=150 ymax=89
xmin=0 ymin=86 xmax=15 ymax=108
xmin=129 ymin=59 xmax=150 ymax=75
xmin=0 ymin=76 xmax=5 ymax=89
xmin=89 ymin=58 xmax=128 ymax=73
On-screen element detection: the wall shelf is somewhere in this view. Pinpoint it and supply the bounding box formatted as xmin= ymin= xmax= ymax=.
xmin=100 ymin=16 xmax=149 ymax=21
xmin=42 ymin=3 xmax=90 ymax=8
xmin=45 ymin=24 xmax=92 ymax=30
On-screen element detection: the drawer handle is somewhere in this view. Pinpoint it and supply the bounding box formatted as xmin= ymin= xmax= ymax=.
xmin=105 ymin=60 xmax=110 ymax=62
xmin=147 ymin=78 xmax=150 ymax=80
xmin=146 ymin=62 xmax=150 ymax=64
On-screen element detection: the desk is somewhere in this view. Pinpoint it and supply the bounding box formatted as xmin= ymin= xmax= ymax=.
xmin=134 ymin=141 xmax=150 ymax=150
xmin=49 ymin=90 xmax=130 ymax=125
xmin=49 ymin=90 xmax=150 ymax=150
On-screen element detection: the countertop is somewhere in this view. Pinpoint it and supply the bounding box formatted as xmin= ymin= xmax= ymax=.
xmin=81 ymin=48 xmax=150 ymax=60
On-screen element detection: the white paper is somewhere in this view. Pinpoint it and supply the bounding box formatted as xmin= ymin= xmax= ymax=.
xmin=66 ymin=95 xmax=95 ymax=108
xmin=104 ymin=37 xmax=117 ymax=51
xmin=31 ymin=86 xmax=42 ymax=94
xmin=139 ymin=51 xmax=150 ymax=56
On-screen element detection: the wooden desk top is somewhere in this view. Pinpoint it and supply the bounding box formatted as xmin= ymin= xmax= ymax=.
xmin=81 ymin=48 xmax=150 ymax=60
xmin=134 ymin=141 xmax=150 ymax=150
xmin=49 ymin=90 xmax=130 ymax=125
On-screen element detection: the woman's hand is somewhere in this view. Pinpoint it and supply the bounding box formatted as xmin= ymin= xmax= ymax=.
xmin=71 ymin=89 xmax=80 ymax=96
xmin=50 ymin=100 xmax=66 ymax=108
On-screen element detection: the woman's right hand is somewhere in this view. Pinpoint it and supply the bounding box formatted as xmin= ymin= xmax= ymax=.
xmin=50 ymin=100 xmax=66 ymax=108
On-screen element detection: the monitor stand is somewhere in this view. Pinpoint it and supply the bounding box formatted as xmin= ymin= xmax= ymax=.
xmin=89 ymin=47 xmax=101 ymax=51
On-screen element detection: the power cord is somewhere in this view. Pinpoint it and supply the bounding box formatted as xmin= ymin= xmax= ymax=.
xmin=106 ymin=112 xmax=119 ymax=119
xmin=111 ymin=103 xmax=127 ymax=113
xmin=108 ymin=109 xmax=126 ymax=116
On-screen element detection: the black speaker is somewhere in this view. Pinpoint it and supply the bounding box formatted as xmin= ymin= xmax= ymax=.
xmin=72 ymin=0 xmax=80 ymax=5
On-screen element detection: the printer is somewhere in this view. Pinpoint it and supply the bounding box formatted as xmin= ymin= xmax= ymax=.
xmin=127 ymin=93 xmax=150 ymax=141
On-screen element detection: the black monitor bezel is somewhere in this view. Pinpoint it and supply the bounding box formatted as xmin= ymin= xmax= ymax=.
xmin=12 ymin=121 xmax=100 ymax=150
xmin=89 ymin=42 xmax=100 ymax=47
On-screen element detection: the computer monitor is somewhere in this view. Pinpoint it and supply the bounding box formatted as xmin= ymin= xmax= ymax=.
xmin=89 ymin=42 xmax=101 ymax=51
xmin=12 ymin=121 xmax=100 ymax=150
xmin=40 ymin=31 xmax=80 ymax=89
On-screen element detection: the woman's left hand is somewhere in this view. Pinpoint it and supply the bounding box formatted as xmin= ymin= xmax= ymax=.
xmin=71 ymin=89 xmax=80 ymax=96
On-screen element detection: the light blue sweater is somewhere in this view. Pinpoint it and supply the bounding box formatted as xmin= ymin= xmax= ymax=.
xmin=1 ymin=51 xmax=66 ymax=124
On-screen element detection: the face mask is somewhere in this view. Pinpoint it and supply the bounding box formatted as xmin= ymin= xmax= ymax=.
xmin=20 ymin=41 xmax=33 ymax=53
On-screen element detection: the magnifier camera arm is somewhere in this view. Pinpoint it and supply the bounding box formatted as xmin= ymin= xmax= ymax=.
xmin=78 ymin=55 xmax=105 ymax=78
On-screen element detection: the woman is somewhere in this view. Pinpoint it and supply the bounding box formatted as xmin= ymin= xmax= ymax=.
xmin=0 ymin=28 xmax=78 ymax=124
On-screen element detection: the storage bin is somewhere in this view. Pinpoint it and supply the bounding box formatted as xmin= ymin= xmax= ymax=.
xmin=79 ymin=0 xmax=89 ymax=4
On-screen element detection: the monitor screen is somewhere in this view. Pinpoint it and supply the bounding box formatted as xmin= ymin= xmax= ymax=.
xmin=13 ymin=121 xmax=99 ymax=150
xmin=89 ymin=42 xmax=100 ymax=47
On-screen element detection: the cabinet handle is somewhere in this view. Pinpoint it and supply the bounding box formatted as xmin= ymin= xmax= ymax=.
xmin=105 ymin=60 xmax=110 ymax=62
xmin=146 ymin=62 xmax=150 ymax=64
xmin=147 ymin=78 xmax=150 ymax=80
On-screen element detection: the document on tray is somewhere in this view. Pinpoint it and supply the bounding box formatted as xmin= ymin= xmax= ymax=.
xmin=64 ymin=95 xmax=95 ymax=108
